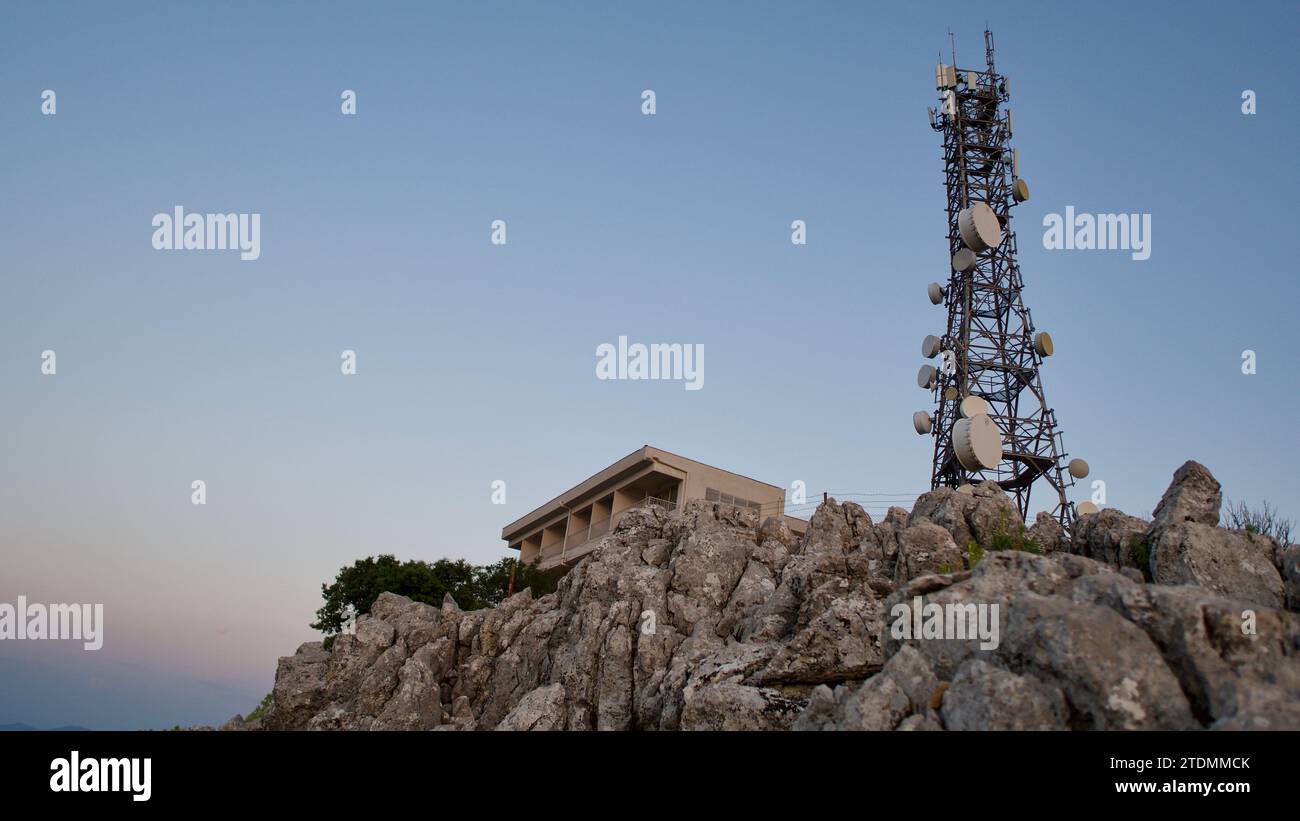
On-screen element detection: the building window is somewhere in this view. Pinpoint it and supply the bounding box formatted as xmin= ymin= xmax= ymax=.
xmin=705 ymin=487 xmax=764 ymax=513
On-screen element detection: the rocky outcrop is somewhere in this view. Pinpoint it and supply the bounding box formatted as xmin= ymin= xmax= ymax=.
xmin=1279 ymin=544 xmax=1300 ymax=612
xmin=262 ymin=501 xmax=886 ymax=732
xmin=1148 ymin=523 xmax=1283 ymax=608
xmin=258 ymin=462 xmax=1299 ymax=731
xmin=1070 ymin=508 xmax=1152 ymax=577
xmin=907 ymin=481 xmax=1020 ymax=552
xmin=1027 ymin=511 xmax=1066 ymax=554
xmin=1143 ymin=462 xmax=1284 ymax=608
xmin=940 ymin=659 xmax=1068 ymax=731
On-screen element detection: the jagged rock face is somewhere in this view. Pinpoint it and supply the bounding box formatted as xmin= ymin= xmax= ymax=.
xmin=941 ymin=659 xmax=1068 ymax=731
xmin=896 ymin=522 xmax=962 ymax=581
xmin=908 ymin=481 xmax=1019 ymax=551
xmin=1027 ymin=511 xmax=1066 ymax=554
xmin=1142 ymin=461 xmax=1284 ymax=608
xmin=265 ymin=500 xmax=891 ymax=731
xmin=1280 ymin=545 xmax=1300 ymax=612
xmin=1149 ymin=523 xmax=1283 ymax=608
xmin=1070 ymin=508 xmax=1152 ymax=575
xmin=261 ymin=462 xmax=1300 ymax=731
xmin=802 ymin=551 xmax=1300 ymax=731
xmin=1151 ymin=460 xmax=1223 ymax=530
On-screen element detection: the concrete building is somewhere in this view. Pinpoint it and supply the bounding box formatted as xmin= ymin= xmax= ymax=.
xmin=502 ymin=445 xmax=807 ymax=570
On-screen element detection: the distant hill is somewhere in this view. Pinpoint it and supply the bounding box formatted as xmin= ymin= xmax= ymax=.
xmin=0 ymin=723 xmax=91 ymax=731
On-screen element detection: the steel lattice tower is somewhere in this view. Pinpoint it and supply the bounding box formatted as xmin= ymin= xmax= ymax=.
xmin=920 ymin=30 xmax=1081 ymax=529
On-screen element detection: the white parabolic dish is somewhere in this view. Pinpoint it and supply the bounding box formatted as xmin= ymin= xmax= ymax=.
xmin=1034 ymin=331 xmax=1054 ymax=357
xmin=959 ymin=395 xmax=989 ymax=418
xmin=958 ymin=202 xmax=1002 ymax=252
xmin=952 ymin=248 xmax=977 ymax=272
xmin=928 ymin=282 xmax=944 ymax=304
xmin=953 ymin=413 xmax=1002 ymax=471
xmin=922 ymin=335 xmax=942 ymax=358
xmin=913 ymin=411 xmax=932 ymax=435
xmin=917 ymin=364 xmax=938 ymax=389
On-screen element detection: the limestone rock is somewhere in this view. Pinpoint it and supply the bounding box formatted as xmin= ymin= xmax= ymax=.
xmin=1070 ymin=508 xmax=1152 ymax=575
xmin=896 ymin=522 xmax=964 ymax=582
xmin=1149 ymin=522 xmax=1283 ymax=609
xmin=265 ymin=642 xmax=330 ymax=731
xmin=1138 ymin=462 xmax=1284 ymax=609
xmin=680 ymin=682 xmax=805 ymax=731
xmin=1028 ymin=511 xmax=1066 ymax=554
xmin=1150 ymin=460 xmax=1222 ymax=530
xmin=1279 ymin=544 xmax=1300 ymax=612
xmin=909 ymin=482 xmax=1019 ymax=551
xmin=496 ymin=683 xmax=566 ymax=731
xmin=792 ymin=645 xmax=939 ymax=731
xmin=941 ymin=659 xmax=1068 ymax=730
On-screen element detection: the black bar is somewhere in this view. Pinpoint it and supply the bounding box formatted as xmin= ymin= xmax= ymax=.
xmin=1 ymin=730 xmax=1290 ymax=808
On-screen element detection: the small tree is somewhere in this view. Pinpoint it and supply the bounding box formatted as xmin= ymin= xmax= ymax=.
xmin=312 ymin=554 xmax=569 ymax=645
xmin=1224 ymin=499 xmax=1293 ymax=546
xmin=311 ymin=554 xmax=484 ymax=641
xmin=511 ymin=558 xmax=566 ymax=600
xmin=246 ymin=693 xmax=273 ymax=722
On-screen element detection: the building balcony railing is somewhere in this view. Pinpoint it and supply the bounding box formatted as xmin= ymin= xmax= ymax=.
xmin=570 ymin=500 xmax=674 ymax=549
xmin=559 ymin=514 xmax=611 ymax=558
xmin=535 ymin=498 xmax=680 ymax=566
xmin=630 ymin=496 xmax=677 ymax=512
xmin=566 ymin=523 xmax=591 ymax=547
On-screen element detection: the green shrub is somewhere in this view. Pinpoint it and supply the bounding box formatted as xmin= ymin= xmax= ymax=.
xmin=986 ymin=515 xmax=1042 ymax=555
xmin=246 ymin=693 xmax=273 ymax=722
xmin=1224 ymin=498 xmax=1293 ymax=546
xmin=1128 ymin=536 xmax=1152 ymax=581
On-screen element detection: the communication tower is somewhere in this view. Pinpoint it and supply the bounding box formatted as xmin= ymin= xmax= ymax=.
xmin=913 ymin=30 xmax=1091 ymax=528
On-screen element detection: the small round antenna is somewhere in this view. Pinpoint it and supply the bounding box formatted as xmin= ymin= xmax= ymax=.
xmin=928 ymin=282 xmax=945 ymax=304
xmin=1075 ymin=501 xmax=1099 ymax=517
xmin=952 ymin=248 xmax=977 ymax=272
xmin=1033 ymin=331 xmax=1054 ymax=357
xmin=913 ymin=411 xmax=933 ymax=435
xmin=921 ymin=335 xmax=942 ymax=358
xmin=917 ymin=364 xmax=938 ymax=389
xmin=1068 ymin=458 xmax=1089 ymax=479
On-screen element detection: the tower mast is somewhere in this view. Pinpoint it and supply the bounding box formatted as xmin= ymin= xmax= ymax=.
xmin=916 ymin=30 xmax=1088 ymax=530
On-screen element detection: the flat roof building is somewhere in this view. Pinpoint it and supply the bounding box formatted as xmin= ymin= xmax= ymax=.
xmin=501 ymin=445 xmax=807 ymax=570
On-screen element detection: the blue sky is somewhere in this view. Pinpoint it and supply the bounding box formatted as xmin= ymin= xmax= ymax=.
xmin=1 ymin=1 xmax=1296 ymax=728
